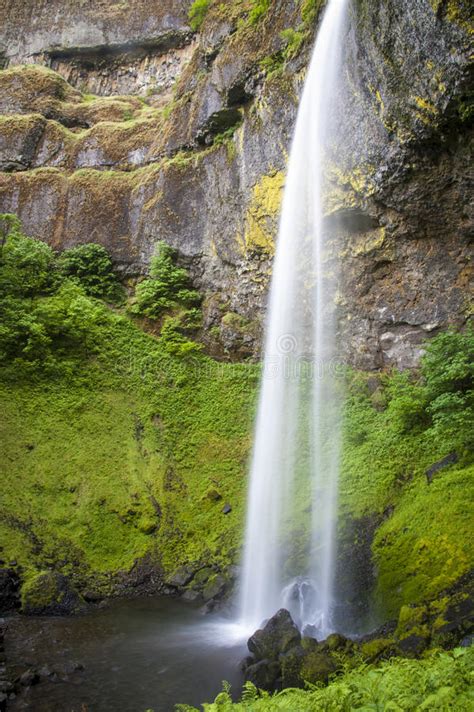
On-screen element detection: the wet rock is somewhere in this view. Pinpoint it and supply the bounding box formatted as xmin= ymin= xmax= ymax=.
xmin=244 ymin=659 xmax=281 ymax=691
xmin=325 ymin=632 xmax=349 ymax=651
xmin=63 ymin=661 xmax=85 ymax=673
xmin=0 ymin=568 xmax=20 ymax=613
xmin=202 ymin=574 xmax=227 ymax=602
xmin=301 ymin=624 xmax=318 ymax=639
xmin=166 ymin=565 xmax=196 ymax=588
xmin=248 ymin=609 xmax=301 ymax=661
xmin=397 ymin=633 xmax=429 ymax=656
xmin=300 ymin=650 xmax=339 ymax=685
xmin=38 ymin=665 xmax=58 ymax=681
xmin=21 ymin=571 xmax=86 ymax=616
xmin=280 ymin=645 xmax=305 ymax=688
xmin=181 ymin=589 xmax=201 ymax=602
xmin=431 ymin=588 xmax=474 ymax=649
xmin=426 ymin=452 xmax=458 ymax=484
xmin=222 ymin=503 xmax=232 ymax=515
xmin=19 ymin=669 xmax=40 ymax=687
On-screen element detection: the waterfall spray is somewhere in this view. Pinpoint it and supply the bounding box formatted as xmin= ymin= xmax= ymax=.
xmin=240 ymin=0 xmax=349 ymax=637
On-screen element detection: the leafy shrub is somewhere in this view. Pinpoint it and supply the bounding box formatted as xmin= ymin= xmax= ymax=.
xmin=160 ymin=315 xmax=203 ymax=357
xmin=0 ymin=213 xmax=56 ymax=297
xmin=58 ymin=243 xmax=123 ymax=302
xmin=384 ymin=328 xmax=473 ymax=450
xmin=386 ymin=370 xmax=429 ymax=434
xmin=130 ymin=242 xmax=200 ymax=319
xmin=188 ymin=0 xmax=210 ymax=31
xmin=0 ymin=218 xmax=118 ymax=373
xmin=422 ymin=328 xmax=474 ymax=450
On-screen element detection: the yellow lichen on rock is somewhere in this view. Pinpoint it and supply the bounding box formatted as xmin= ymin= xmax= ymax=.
xmin=243 ymin=170 xmax=285 ymax=255
xmin=430 ymin=0 xmax=474 ymax=34
xmin=350 ymin=227 xmax=386 ymax=257
xmin=413 ymin=95 xmax=439 ymax=125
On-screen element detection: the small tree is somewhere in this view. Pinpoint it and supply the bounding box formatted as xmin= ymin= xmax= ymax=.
xmin=58 ymin=243 xmax=123 ymax=302
xmin=0 ymin=217 xmax=56 ymax=297
xmin=130 ymin=242 xmax=201 ymax=319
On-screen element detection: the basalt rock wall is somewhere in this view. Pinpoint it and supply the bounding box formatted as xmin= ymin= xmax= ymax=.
xmin=0 ymin=0 xmax=472 ymax=367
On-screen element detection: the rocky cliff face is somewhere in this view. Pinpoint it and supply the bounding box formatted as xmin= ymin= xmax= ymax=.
xmin=0 ymin=0 xmax=472 ymax=367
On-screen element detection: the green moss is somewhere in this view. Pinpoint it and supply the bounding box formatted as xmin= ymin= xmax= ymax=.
xmin=20 ymin=570 xmax=84 ymax=614
xmin=248 ymin=0 xmax=271 ymax=25
xmin=21 ymin=571 xmax=59 ymax=611
xmin=372 ymin=466 xmax=473 ymax=616
xmin=0 ymin=308 xmax=258 ymax=585
xmin=360 ymin=638 xmax=394 ymax=661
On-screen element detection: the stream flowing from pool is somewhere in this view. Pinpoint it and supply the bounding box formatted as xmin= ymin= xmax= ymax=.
xmin=240 ymin=0 xmax=349 ymax=637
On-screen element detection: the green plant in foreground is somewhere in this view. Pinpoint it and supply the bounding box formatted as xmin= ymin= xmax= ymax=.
xmin=181 ymin=647 xmax=474 ymax=710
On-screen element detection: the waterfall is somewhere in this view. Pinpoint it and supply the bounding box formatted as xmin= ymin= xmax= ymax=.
xmin=240 ymin=0 xmax=349 ymax=637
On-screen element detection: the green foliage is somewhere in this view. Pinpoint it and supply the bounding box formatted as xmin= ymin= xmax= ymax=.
xmin=386 ymin=328 xmax=474 ymax=450
xmin=301 ymin=0 xmax=324 ymax=26
xmin=1 ymin=217 xmax=472 ymax=643
xmin=130 ymin=241 xmax=201 ymax=319
xmin=184 ymin=647 xmax=474 ymax=711
xmin=0 ymin=213 xmax=56 ymax=297
xmin=259 ymin=0 xmax=324 ymax=78
xmin=0 ymin=219 xmax=119 ymax=373
xmin=279 ymin=28 xmax=305 ymax=59
xmin=160 ymin=315 xmax=203 ymax=357
xmin=188 ymin=0 xmax=211 ymax=31
xmin=340 ymin=329 xmax=474 ymax=616
xmin=259 ymin=53 xmax=285 ymax=78
xmin=422 ymin=328 xmax=474 ymax=450
xmin=214 ymin=121 xmax=243 ymax=147
xmin=58 ymin=242 xmax=124 ymax=302
xmin=248 ymin=0 xmax=271 ymax=25
xmin=0 ymin=224 xmax=258 ymax=580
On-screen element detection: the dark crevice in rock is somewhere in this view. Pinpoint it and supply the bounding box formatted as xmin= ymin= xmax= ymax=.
xmin=196 ymin=107 xmax=242 ymax=145
xmin=325 ymin=207 xmax=380 ymax=234
xmin=46 ymin=32 xmax=193 ymax=65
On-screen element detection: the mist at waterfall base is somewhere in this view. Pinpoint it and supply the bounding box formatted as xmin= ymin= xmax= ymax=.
xmin=239 ymin=0 xmax=350 ymax=639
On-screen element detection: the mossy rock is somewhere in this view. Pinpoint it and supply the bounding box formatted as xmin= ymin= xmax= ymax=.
xmin=280 ymin=645 xmax=305 ymax=688
xmin=202 ymin=573 xmax=227 ymax=601
xmin=324 ymin=632 xmax=350 ymax=651
xmin=300 ymin=650 xmax=340 ymax=685
xmin=192 ymin=567 xmax=214 ymax=587
xmin=21 ymin=571 xmax=86 ymax=616
xmin=360 ymin=637 xmax=397 ymax=662
xmin=431 ymin=589 xmax=474 ymax=648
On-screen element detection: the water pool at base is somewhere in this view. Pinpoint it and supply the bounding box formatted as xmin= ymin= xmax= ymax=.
xmin=5 ymin=597 xmax=248 ymax=712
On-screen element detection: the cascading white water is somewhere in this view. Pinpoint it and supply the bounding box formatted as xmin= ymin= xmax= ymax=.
xmin=240 ymin=0 xmax=349 ymax=638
